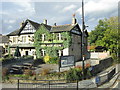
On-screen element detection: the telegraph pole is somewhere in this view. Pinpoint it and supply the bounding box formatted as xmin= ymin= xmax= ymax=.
xmin=81 ymin=0 xmax=85 ymax=80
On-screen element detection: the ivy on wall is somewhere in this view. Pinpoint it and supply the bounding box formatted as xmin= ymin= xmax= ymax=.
xmin=34 ymin=24 xmax=72 ymax=58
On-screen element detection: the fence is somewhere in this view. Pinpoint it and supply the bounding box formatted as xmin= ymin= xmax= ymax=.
xmin=18 ymin=79 xmax=79 ymax=90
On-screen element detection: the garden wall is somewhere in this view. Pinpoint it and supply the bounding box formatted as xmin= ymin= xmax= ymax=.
xmin=91 ymin=57 xmax=113 ymax=76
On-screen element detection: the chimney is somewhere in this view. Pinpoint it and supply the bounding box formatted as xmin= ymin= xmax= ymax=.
xmin=54 ymin=23 xmax=57 ymax=26
xmin=72 ymin=13 xmax=77 ymax=25
xmin=20 ymin=21 xmax=24 ymax=27
xmin=43 ymin=19 xmax=47 ymax=24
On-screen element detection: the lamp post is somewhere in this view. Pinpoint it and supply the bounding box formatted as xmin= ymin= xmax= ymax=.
xmin=81 ymin=0 xmax=86 ymax=80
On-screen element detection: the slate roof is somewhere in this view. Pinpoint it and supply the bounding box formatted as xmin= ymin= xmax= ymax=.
xmin=7 ymin=19 xmax=88 ymax=36
xmin=7 ymin=29 xmax=20 ymax=36
xmin=0 ymin=35 xmax=9 ymax=43
xmin=40 ymin=23 xmax=79 ymax=33
xmin=50 ymin=24 xmax=77 ymax=32
xmin=7 ymin=19 xmax=40 ymax=36
xmin=27 ymin=19 xmax=40 ymax=30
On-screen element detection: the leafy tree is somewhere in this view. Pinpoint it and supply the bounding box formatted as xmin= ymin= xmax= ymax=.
xmin=89 ymin=16 xmax=120 ymax=63
xmin=14 ymin=46 xmax=21 ymax=57
xmin=89 ymin=19 xmax=108 ymax=45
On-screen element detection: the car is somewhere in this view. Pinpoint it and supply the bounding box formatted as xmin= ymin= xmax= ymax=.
xmin=9 ymin=65 xmax=24 ymax=74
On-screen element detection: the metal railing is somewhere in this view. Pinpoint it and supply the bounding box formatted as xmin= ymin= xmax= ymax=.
xmin=18 ymin=79 xmax=79 ymax=90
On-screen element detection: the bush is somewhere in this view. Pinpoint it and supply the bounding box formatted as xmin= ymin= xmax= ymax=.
xmin=44 ymin=55 xmax=50 ymax=63
xmin=48 ymin=57 xmax=59 ymax=64
xmin=41 ymin=68 xmax=50 ymax=76
xmin=111 ymin=53 xmax=119 ymax=63
xmin=2 ymin=68 xmax=9 ymax=81
xmin=66 ymin=68 xmax=82 ymax=82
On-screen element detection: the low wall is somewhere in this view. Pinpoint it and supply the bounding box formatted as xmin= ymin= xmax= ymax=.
xmin=90 ymin=52 xmax=109 ymax=59
xmin=91 ymin=57 xmax=113 ymax=76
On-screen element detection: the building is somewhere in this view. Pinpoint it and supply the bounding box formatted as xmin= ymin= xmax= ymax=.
xmin=0 ymin=34 xmax=9 ymax=57
xmin=7 ymin=15 xmax=88 ymax=61
xmin=7 ymin=19 xmax=40 ymax=57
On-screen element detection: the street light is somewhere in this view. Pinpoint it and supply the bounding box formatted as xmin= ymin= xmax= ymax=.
xmin=81 ymin=0 xmax=87 ymax=80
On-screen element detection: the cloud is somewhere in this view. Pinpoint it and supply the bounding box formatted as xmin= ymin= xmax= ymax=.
xmin=13 ymin=1 xmax=35 ymax=15
xmin=62 ymin=4 xmax=77 ymax=12
xmin=1 ymin=1 xmax=118 ymax=35
xmin=7 ymin=25 xmax=13 ymax=29
xmin=76 ymin=0 xmax=118 ymax=17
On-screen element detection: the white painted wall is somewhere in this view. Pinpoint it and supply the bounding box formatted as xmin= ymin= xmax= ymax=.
xmin=63 ymin=48 xmax=69 ymax=56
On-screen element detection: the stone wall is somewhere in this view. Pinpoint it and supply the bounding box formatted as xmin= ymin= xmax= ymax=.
xmin=91 ymin=57 xmax=113 ymax=76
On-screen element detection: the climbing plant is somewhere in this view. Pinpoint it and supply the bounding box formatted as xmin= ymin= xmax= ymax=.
xmin=34 ymin=24 xmax=72 ymax=58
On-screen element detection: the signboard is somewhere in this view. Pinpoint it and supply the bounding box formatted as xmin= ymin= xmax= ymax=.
xmin=71 ymin=30 xmax=81 ymax=34
xmin=95 ymin=76 xmax=100 ymax=84
xmin=60 ymin=55 xmax=75 ymax=68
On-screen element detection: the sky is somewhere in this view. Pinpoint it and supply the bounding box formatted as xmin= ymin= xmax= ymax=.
xmin=0 ymin=0 xmax=119 ymax=35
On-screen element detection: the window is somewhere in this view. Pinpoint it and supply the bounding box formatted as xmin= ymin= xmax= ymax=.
xmin=40 ymin=49 xmax=46 ymax=56
xmin=56 ymin=50 xmax=63 ymax=56
xmin=56 ymin=33 xmax=61 ymax=40
xmin=42 ymin=34 xmax=46 ymax=41
xmin=56 ymin=50 xmax=59 ymax=56
xmin=22 ymin=36 xmax=26 ymax=42
xmin=61 ymin=34 xmax=63 ymax=40
xmin=13 ymin=37 xmax=18 ymax=43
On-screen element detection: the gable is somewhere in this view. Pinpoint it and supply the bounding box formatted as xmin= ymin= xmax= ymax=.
xmin=20 ymin=22 xmax=36 ymax=34
xmin=70 ymin=25 xmax=81 ymax=35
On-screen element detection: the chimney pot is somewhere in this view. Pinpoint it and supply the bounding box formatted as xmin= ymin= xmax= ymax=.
xmin=43 ymin=19 xmax=47 ymax=24
xmin=72 ymin=14 xmax=77 ymax=25
xmin=54 ymin=23 xmax=57 ymax=26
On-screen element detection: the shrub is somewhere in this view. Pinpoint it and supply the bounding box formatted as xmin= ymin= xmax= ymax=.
xmin=2 ymin=68 xmax=9 ymax=77
xmin=48 ymin=57 xmax=59 ymax=64
xmin=2 ymin=68 xmax=9 ymax=81
xmin=85 ymin=63 xmax=91 ymax=68
xmin=44 ymin=55 xmax=50 ymax=63
xmin=41 ymin=68 xmax=50 ymax=76
xmin=66 ymin=68 xmax=82 ymax=82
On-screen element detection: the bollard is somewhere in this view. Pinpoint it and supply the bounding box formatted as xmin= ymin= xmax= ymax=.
xmin=18 ymin=79 xmax=19 ymax=90
xmin=49 ymin=81 xmax=50 ymax=90
xmin=77 ymin=80 xmax=79 ymax=90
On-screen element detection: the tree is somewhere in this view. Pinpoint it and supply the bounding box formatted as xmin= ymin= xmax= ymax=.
xmin=89 ymin=16 xmax=120 ymax=63
xmin=89 ymin=19 xmax=108 ymax=45
xmin=14 ymin=46 xmax=21 ymax=58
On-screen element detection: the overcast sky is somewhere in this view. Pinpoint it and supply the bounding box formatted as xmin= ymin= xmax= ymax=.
xmin=0 ymin=0 xmax=119 ymax=35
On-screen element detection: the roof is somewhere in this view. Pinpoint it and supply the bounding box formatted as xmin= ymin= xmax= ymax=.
xmin=50 ymin=24 xmax=77 ymax=32
xmin=40 ymin=23 xmax=80 ymax=33
xmin=0 ymin=35 xmax=9 ymax=43
xmin=26 ymin=19 xmax=40 ymax=30
xmin=7 ymin=19 xmax=40 ymax=36
xmin=7 ymin=19 xmax=88 ymax=36
xmin=7 ymin=29 xmax=20 ymax=36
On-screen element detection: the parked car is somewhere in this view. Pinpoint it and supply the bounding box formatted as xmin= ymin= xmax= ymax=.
xmin=9 ymin=65 xmax=24 ymax=74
